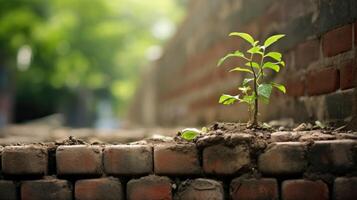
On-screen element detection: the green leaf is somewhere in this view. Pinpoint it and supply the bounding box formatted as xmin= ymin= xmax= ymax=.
xmin=219 ymin=94 xmax=239 ymax=105
xmin=245 ymin=62 xmax=260 ymax=69
xmin=259 ymin=96 xmax=270 ymax=104
xmin=280 ymin=61 xmax=285 ymax=67
xmin=271 ymin=82 xmax=286 ymax=93
xmin=229 ymin=67 xmax=253 ymax=74
xmin=241 ymin=94 xmax=256 ymax=105
xmin=217 ymin=51 xmax=246 ymax=66
xmin=229 ymin=32 xmax=255 ymax=46
xmin=265 ymin=52 xmax=282 ymax=61
xmin=181 ymin=128 xmax=201 ymax=141
xmin=263 ymin=62 xmax=280 ymax=72
xmin=247 ymin=46 xmax=262 ymax=54
xmin=263 ymin=34 xmax=285 ymax=48
xmin=258 ymin=84 xmax=273 ymax=99
xmin=243 ymin=78 xmax=254 ymax=85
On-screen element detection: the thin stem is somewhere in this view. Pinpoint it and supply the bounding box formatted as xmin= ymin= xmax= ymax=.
xmin=257 ymin=50 xmax=266 ymax=82
xmin=248 ymin=53 xmax=258 ymax=127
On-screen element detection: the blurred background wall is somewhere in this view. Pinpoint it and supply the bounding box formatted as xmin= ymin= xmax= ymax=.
xmin=0 ymin=0 xmax=186 ymax=129
xmin=129 ymin=0 xmax=357 ymax=127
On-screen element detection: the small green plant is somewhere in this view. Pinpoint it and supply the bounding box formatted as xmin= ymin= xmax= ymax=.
xmin=180 ymin=128 xmax=200 ymax=141
xmin=217 ymin=32 xmax=286 ymax=128
xmin=180 ymin=127 xmax=207 ymax=141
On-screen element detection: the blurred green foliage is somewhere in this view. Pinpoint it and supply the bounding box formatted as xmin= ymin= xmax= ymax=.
xmin=0 ymin=0 xmax=184 ymax=123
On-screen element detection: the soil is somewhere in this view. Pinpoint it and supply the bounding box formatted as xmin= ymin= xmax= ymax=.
xmin=176 ymin=121 xmax=357 ymax=146
xmin=54 ymin=136 xmax=88 ymax=145
xmin=1 ymin=121 xmax=356 ymax=149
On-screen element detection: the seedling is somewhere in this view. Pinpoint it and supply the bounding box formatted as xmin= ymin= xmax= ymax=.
xmin=217 ymin=32 xmax=286 ymax=128
xmin=180 ymin=127 xmax=207 ymax=141
xmin=180 ymin=128 xmax=200 ymax=141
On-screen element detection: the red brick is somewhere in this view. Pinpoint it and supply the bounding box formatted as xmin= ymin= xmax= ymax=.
xmin=286 ymin=76 xmax=305 ymax=97
xmin=154 ymin=144 xmax=201 ymax=175
xmin=21 ymin=179 xmax=72 ymax=200
xmin=0 ymin=180 xmax=17 ymax=200
xmin=308 ymin=140 xmax=356 ymax=173
xmin=333 ymin=177 xmax=357 ymax=200
xmin=322 ymin=24 xmax=352 ymax=57
xmin=306 ymin=67 xmax=339 ymax=95
xmin=2 ymin=146 xmax=48 ymax=175
xmin=258 ymin=142 xmax=307 ymax=175
xmin=104 ymin=145 xmax=152 ymax=175
xmin=340 ymin=60 xmax=356 ymax=90
xmin=230 ymin=178 xmax=278 ymax=200
xmin=295 ymin=39 xmax=320 ymax=69
xmin=127 ymin=175 xmax=172 ymax=200
xmin=75 ymin=177 xmax=123 ymax=200
xmin=175 ymin=178 xmax=224 ymax=200
xmin=282 ymin=180 xmax=329 ymax=200
xmin=56 ymin=145 xmax=102 ymax=176
xmin=203 ymin=144 xmax=250 ymax=175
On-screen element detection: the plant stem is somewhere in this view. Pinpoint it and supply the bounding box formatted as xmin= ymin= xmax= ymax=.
xmin=257 ymin=49 xmax=266 ymax=83
xmin=248 ymin=54 xmax=258 ymax=127
xmin=248 ymin=49 xmax=265 ymax=128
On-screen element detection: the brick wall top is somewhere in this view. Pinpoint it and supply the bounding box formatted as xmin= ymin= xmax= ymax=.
xmin=0 ymin=132 xmax=356 ymax=199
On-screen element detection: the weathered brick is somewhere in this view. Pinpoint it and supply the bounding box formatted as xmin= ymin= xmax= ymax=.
xmin=56 ymin=145 xmax=102 ymax=176
xmin=333 ymin=177 xmax=357 ymax=200
xmin=340 ymin=60 xmax=356 ymax=90
xmin=203 ymin=144 xmax=250 ymax=175
xmin=127 ymin=175 xmax=172 ymax=200
xmin=230 ymin=178 xmax=278 ymax=200
xmin=295 ymin=39 xmax=320 ymax=69
xmin=104 ymin=145 xmax=152 ymax=175
xmin=325 ymin=90 xmax=354 ymax=120
xmin=308 ymin=140 xmax=356 ymax=173
xmin=21 ymin=179 xmax=72 ymax=200
xmin=2 ymin=145 xmax=48 ymax=175
xmin=282 ymin=179 xmax=328 ymax=200
xmin=318 ymin=0 xmax=352 ymax=35
xmin=75 ymin=177 xmax=123 ymax=200
xmin=258 ymin=142 xmax=307 ymax=175
xmin=154 ymin=144 xmax=201 ymax=175
xmin=174 ymin=178 xmax=224 ymax=200
xmin=307 ymin=67 xmax=339 ymax=95
xmin=322 ymin=24 xmax=353 ymax=57
xmin=0 ymin=180 xmax=17 ymax=200
xmin=286 ymin=76 xmax=305 ymax=97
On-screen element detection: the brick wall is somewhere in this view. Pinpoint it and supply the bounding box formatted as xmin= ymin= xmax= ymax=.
xmin=130 ymin=0 xmax=357 ymax=126
xmin=0 ymin=133 xmax=356 ymax=199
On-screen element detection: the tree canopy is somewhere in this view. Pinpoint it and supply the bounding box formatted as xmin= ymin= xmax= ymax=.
xmin=0 ymin=0 xmax=185 ymax=125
